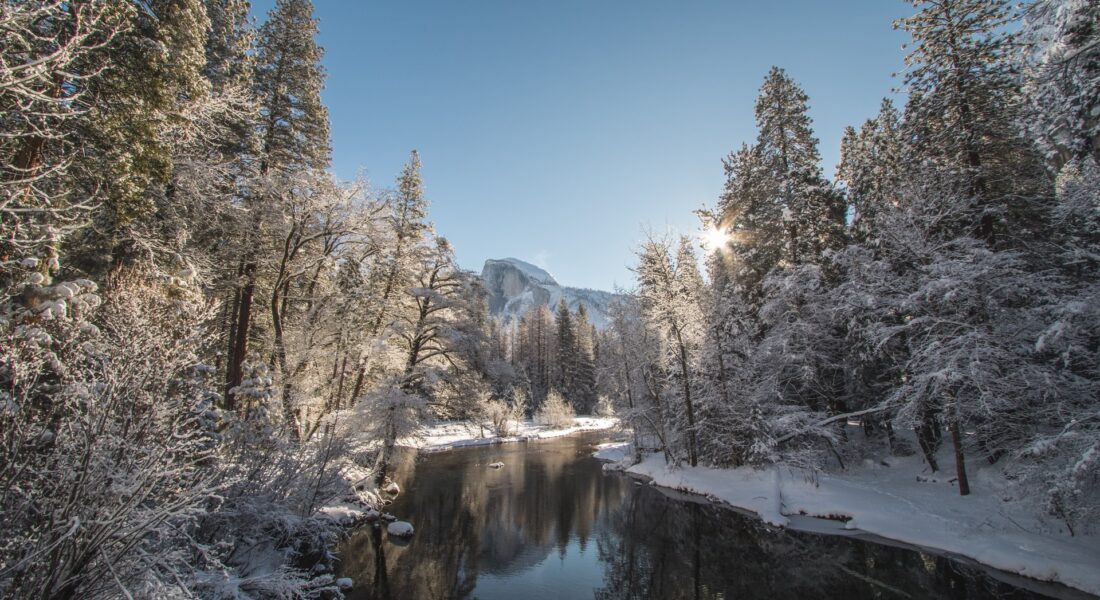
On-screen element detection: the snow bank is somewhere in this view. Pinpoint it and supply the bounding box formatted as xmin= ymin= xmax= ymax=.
xmin=593 ymin=441 xmax=631 ymax=461
xmin=401 ymin=417 xmax=618 ymax=453
xmin=617 ymin=448 xmax=1100 ymax=596
xmin=317 ymin=502 xmax=367 ymax=526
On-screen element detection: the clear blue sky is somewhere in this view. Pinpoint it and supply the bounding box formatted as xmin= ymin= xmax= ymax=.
xmin=250 ymin=0 xmax=909 ymax=291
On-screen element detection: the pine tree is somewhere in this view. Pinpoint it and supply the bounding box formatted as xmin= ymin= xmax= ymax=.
xmin=836 ymin=99 xmax=905 ymax=245
xmin=60 ymin=0 xmax=215 ymax=273
xmin=204 ymin=0 xmax=254 ymax=91
xmin=572 ymin=303 xmax=598 ymax=413
xmin=1020 ymin=0 xmax=1100 ymax=170
xmin=754 ymin=67 xmax=845 ymax=265
xmin=227 ymin=0 xmax=330 ymax=402
xmin=516 ymin=303 xmax=555 ymax=405
xmin=253 ymin=0 xmax=330 ymax=174
xmin=201 ymin=0 xmax=257 ymax=161
xmin=1 ymin=1 xmax=128 ymax=287
xmin=715 ymin=143 xmax=782 ymax=299
xmin=555 ymin=298 xmax=577 ymax=406
xmin=897 ymin=0 xmax=1044 ymax=245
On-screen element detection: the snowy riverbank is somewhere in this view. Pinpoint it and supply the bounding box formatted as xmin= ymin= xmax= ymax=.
xmin=321 ymin=417 xmax=619 ymax=525
xmin=400 ymin=417 xmax=619 ymax=453
xmin=596 ymin=442 xmax=1100 ymax=597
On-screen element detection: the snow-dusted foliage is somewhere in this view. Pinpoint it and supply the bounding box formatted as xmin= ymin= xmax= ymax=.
xmin=483 ymin=387 xmax=527 ymax=436
xmin=2 ymin=0 xmax=515 ymax=596
xmin=598 ymin=0 xmax=1100 ymax=538
xmin=191 ymin=422 xmax=354 ymax=600
xmin=0 ymin=0 xmax=124 ymax=270
xmin=1019 ymin=0 xmax=1100 ymax=170
xmin=535 ymin=389 xmax=577 ymax=429
xmin=1 ymin=269 xmax=221 ymax=598
xmin=1005 ymin=158 xmax=1100 ymax=533
xmin=634 ymin=235 xmax=707 ymax=466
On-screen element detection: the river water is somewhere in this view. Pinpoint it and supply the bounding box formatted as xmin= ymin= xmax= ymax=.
xmin=337 ymin=432 xmax=1083 ymax=600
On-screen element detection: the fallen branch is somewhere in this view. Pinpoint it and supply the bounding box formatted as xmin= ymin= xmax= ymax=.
xmin=774 ymin=405 xmax=895 ymax=445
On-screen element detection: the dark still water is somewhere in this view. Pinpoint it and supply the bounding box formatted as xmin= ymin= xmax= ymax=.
xmin=337 ymin=432 xmax=1080 ymax=600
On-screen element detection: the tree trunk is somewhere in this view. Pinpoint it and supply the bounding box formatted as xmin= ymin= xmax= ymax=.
xmin=621 ymin=353 xmax=642 ymax=462
xmin=673 ymin=327 xmax=698 ymax=467
xmin=350 ymin=361 xmax=367 ymax=405
xmin=222 ymin=262 xmax=244 ymax=408
xmin=949 ymin=409 xmax=970 ymax=496
xmin=334 ymin=353 xmax=348 ymax=411
xmin=915 ymin=408 xmax=940 ymax=472
xmin=227 ymin=262 xmax=256 ymax=407
xmin=272 ymin=285 xmax=299 ymax=440
xmin=885 ymin=420 xmax=898 ymax=455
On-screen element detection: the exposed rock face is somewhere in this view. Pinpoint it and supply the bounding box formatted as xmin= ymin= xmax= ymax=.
xmin=480 ymin=258 xmax=617 ymax=328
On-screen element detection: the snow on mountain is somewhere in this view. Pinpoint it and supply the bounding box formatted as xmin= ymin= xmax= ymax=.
xmin=495 ymin=257 xmax=557 ymax=285
xmin=480 ymin=258 xmax=619 ymax=329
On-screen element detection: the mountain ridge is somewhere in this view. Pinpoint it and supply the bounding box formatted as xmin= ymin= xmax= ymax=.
xmin=479 ymin=258 xmax=619 ymax=328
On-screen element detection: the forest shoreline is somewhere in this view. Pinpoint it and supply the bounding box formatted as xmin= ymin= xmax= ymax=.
xmin=399 ymin=416 xmax=620 ymax=453
xmin=595 ymin=443 xmax=1100 ymax=598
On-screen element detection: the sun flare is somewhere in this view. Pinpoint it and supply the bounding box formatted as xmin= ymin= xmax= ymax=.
xmin=701 ymin=224 xmax=731 ymax=252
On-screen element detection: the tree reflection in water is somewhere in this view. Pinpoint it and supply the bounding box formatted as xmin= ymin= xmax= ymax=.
xmin=338 ymin=433 xmax=1069 ymax=600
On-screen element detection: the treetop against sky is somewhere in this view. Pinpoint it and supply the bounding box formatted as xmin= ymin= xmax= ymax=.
xmin=249 ymin=0 xmax=908 ymax=290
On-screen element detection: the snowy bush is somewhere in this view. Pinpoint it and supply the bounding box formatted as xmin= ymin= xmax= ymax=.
xmin=480 ymin=386 xmax=529 ymax=436
xmin=595 ymin=395 xmax=616 ymax=417
xmin=0 ymin=269 xmax=223 ymax=598
xmin=1013 ymin=418 xmax=1100 ymax=535
xmin=192 ymin=433 xmax=354 ymax=598
xmin=536 ymin=389 xmax=576 ymax=428
xmin=484 ymin=398 xmax=521 ymax=436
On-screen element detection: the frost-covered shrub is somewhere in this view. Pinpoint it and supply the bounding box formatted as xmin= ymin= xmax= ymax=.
xmin=347 ymin=381 xmax=426 ymax=484
xmin=0 ymin=268 xmax=222 ymax=599
xmin=482 ymin=386 xmax=528 ymax=436
xmin=536 ymin=389 xmax=576 ymax=428
xmin=484 ymin=398 xmax=520 ymax=436
xmin=595 ymin=395 xmax=616 ymax=417
xmin=1012 ymin=418 xmax=1100 ymax=536
xmin=226 ymin=355 xmax=278 ymax=443
xmin=194 ymin=423 xmax=355 ymax=598
xmin=352 ymin=382 xmax=426 ymax=448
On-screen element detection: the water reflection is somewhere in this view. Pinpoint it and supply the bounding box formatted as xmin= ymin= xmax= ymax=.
xmin=338 ymin=433 xmax=1070 ymax=600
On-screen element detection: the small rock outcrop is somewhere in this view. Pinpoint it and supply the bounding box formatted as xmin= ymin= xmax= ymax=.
xmin=387 ymin=521 xmax=414 ymax=537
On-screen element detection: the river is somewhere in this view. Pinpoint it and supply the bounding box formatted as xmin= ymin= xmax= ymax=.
xmin=337 ymin=431 xmax=1085 ymax=600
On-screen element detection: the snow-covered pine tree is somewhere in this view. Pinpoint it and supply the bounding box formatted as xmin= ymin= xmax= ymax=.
xmin=715 ymin=143 xmax=783 ymax=301
xmin=554 ymin=297 xmax=578 ymax=407
xmin=0 ymin=1 xmax=128 ymax=289
xmin=1019 ymin=0 xmax=1100 ymax=171
xmin=253 ymin=0 xmax=329 ymax=174
xmin=573 ymin=302 xmax=599 ymax=414
xmin=227 ymin=0 xmax=330 ymax=404
xmin=837 ymin=99 xmax=905 ymax=246
xmin=754 ymin=67 xmax=846 ymax=266
xmin=897 ymin=0 xmax=1046 ymax=246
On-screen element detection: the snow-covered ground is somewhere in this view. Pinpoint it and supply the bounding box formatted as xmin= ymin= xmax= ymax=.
xmin=596 ymin=442 xmax=1100 ymax=597
xmin=593 ymin=441 xmax=633 ymax=463
xmin=400 ymin=417 xmax=618 ymax=453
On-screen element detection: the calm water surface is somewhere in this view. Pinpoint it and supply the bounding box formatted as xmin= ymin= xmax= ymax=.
xmin=338 ymin=432 xmax=1083 ymax=600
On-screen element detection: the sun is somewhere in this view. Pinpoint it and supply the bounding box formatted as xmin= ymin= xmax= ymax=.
xmin=701 ymin=224 xmax=731 ymax=252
